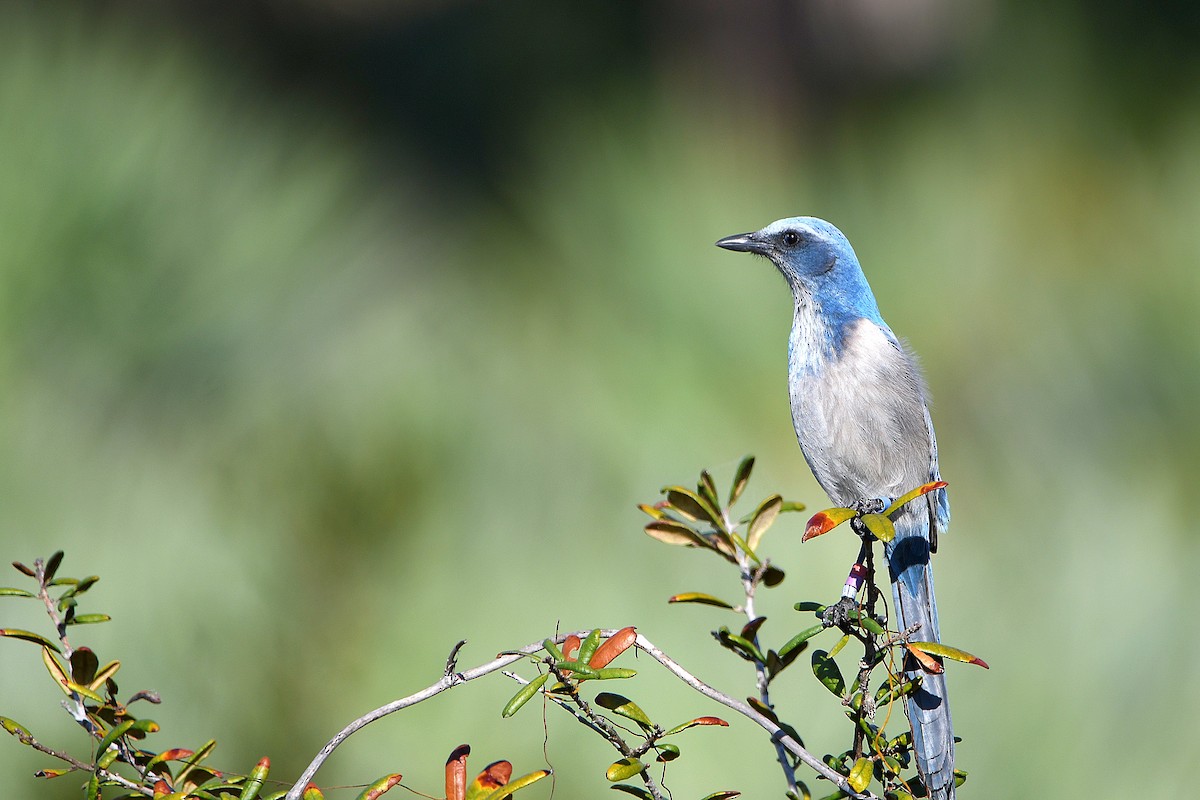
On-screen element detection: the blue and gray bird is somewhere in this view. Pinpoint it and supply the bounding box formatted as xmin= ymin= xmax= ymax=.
xmin=717 ymin=217 xmax=954 ymax=799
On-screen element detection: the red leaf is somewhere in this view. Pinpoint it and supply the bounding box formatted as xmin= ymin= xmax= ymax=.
xmin=904 ymin=643 xmax=945 ymax=674
xmin=446 ymin=744 xmax=470 ymax=800
xmin=561 ymin=635 xmax=581 ymax=661
xmin=589 ymin=627 xmax=637 ymax=668
xmin=802 ymin=508 xmax=856 ymax=542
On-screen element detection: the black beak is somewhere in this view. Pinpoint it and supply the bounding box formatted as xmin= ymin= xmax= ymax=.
xmin=715 ymin=232 xmax=767 ymax=255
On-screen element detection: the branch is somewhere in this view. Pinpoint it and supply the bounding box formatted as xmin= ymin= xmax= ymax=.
xmin=285 ymin=631 xmax=879 ymax=800
xmin=8 ymin=726 xmax=153 ymax=797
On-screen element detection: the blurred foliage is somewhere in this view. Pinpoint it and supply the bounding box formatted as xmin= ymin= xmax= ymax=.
xmin=1 ymin=0 xmax=1200 ymax=798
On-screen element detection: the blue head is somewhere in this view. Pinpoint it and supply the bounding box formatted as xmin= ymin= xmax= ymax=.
xmin=715 ymin=216 xmax=885 ymax=330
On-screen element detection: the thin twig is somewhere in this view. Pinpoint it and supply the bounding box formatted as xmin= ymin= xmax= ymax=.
xmin=285 ymin=632 xmax=878 ymax=800
xmin=8 ymin=727 xmax=153 ymax=797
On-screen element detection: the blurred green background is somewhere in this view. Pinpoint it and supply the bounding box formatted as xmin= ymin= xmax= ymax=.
xmin=2 ymin=1 xmax=1198 ymax=798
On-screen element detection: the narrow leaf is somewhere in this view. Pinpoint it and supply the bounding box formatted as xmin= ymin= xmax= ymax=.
xmin=668 ymin=592 xmax=734 ymax=610
xmin=746 ymin=494 xmax=783 ymax=551
xmin=555 ymin=660 xmax=600 ymax=680
xmin=594 ymin=693 xmax=653 ymax=728
xmin=11 ymin=561 xmax=35 ymax=577
xmin=96 ymin=721 xmax=137 ymax=756
xmin=0 ymin=588 xmax=34 ymax=597
xmin=589 ymin=626 xmax=636 ymax=668
xmin=802 ymin=508 xmax=856 ymax=542
xmin=446 ymin=744 xmax=470 ymax=800
xmin=1 ymin=629 xmax=62 ymax=653
xmin=41 ymin=647 xmax=71 ymax=694
xmin=238 ymin=757 xmax=270 ymax=800
xmin=827 ymin=633 xmax=851 ymax=659
xmin=794 ymin=601 xmax=827 ymax=614
xmin=698 ymin=471 xmax=722 ymax=515
xmin=561 ymin=635 xmax=581 ymax=660
xmin=89 ymin=661 xmax=122 ymax=692
xmin=146 ymin=749 xmax=196 ymax=774
xmin=636 ymin=503 xmax=668 ymax=520
xmin=65 ymin=681 xmax=105 ymax=704
xmin=542 ymin=639 xmax=563 ymax=660
xmin=67 ymin=614 xmax=111 ymax=626
xmin=605 ymin=758 xmax=645 ymax=782
xmin=903 ymin=644 xmax=944 ymax=674
xmin=779 ymin=501 xmax=806 ymax=513
xmin=44 ymin=551 xmax=64 ymax=583
xmin=594 ymin=667 xmax=636 ymax=679
xmin=907 ymin=641 xmax=989 ymax=669
xmin=778 ymin=624 xmax=825 ymax=663
xmin=728 ymin=456 xmax=755 ymax=506
xmin=644 ymin=521 xmax=706 ymax=548
xmin=699 ymin=792 xmax=741 ymax=800
xmin=576 ymin=630 xmax=603 ymax=667
xmin=502 ymin=673 xmax=549 ymax=718
xmin=611 ymin=785 xmax=654 ymax=800
xmin=485 ymin=769 xmax=550 ymax=800
xmin=883 ymin=481 xmax=948 ymax=517
xmin=664 ymin=487 xmax=724 ymax=530
xmin=662 ymin=716 xmax=728 ymax=736
xmin=860 ymin=514 xmax=896 ymax=543
xmin=35 ymin=768 xmax=71 ymax=778
xmin=354 ymin=773 xmax=403 ymax=800
xmin=1 ymin=716 xmax=31 ymax=740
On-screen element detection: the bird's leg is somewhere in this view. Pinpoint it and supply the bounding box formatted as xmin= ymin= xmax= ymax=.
xmin=822 ymin=539 xmax=872 ymax=627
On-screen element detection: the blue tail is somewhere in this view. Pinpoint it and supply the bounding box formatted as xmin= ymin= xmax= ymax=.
xmin=884 ymin=495 xmax=954 ymax=799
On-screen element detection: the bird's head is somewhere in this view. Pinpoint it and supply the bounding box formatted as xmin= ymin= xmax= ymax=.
xmin=716 ymin=216 xmax=882 ymax=323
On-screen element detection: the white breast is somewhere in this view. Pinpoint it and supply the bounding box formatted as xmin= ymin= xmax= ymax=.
xmin=788 ymin=315 xmax=934 ymax=506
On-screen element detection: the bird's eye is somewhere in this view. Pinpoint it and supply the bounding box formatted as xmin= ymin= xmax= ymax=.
xmin=782 ymin=231 xmax=800 ymax=247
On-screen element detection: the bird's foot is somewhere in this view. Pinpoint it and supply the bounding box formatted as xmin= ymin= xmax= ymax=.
xmin=852 ymin=497 xmax=888 ymax=515
xmin=821 ymin=596 xmax=859 ymax=628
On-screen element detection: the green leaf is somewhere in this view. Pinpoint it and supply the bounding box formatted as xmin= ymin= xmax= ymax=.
xmin=717 ymin=629 xmax=764 ymax=663
xmin=0 ymin=587 xmax=34 ymax=597
xmin=698 ymin=471 xmax=722 ymax=515
xmin=644 ymin=521 xmax=707 ymax=548
xmin=883 ymin=481 xmax=948 ymax=517
xmin=555 ymin=660 xmax=600 ymax=680
xmin=729 ymin=531 xmax=760 ymax=564
xmin=699 ymin=793 xmax=741 ymax=800
xmin=44 ymin=551 xmax=64 ymax=583
xmin=595 ymin=693 xmax=653 ymax=728
xmin=728 ymin=456 xmax=755 ymax=506
xmin=827 ymin=633 xmax=851 ymax=659
xmin=847 ymin=757 xmax=872 ymax=793
xmin=611 ymin=784 xmax=654 ymax=800
xmin=485 ymin=770 xmax=550 ymax=800
xmin=541 ymin=639 xmax=564 ymax=660
xmin=576 ymin=630 xmax=603 ymax=666
xmin=778 ymin=624 xmax=825 ymax=664
xmin=860 ymin=514 xmax=895 ymax=543
xmin=65 ymin=681 xmax=105 ymax=704
xmin=353 ymin=774 xmax=403 ymax=800
xmin=0 ymin=628 xmax=62 ymax=652
xmin=96 ymin=720 xmax=137 ymax=755
xmin=654 ymin=743 xmax=680 ymax=762
xmin=502 ymin=673 xmax=549 ymax=718
xmin=663 ymin=487 xmax=724 ymax=530
xmin=667 ymin=592 xmax=735 ymax=610
xmin=0 ymin=716 xmax=31 ymax=741
xmin=175 ymin=739 xmax=218 ymax=786
xmin=34 ymin=767 xmax=71 ymax=779
xmin=605 ymin=758 xmax=645 ymax=782
xmin=779 ymin=501 xmax=806 ymax=513
xmin=875 ymin=678 xmax=919 ymax=706
xmin=41 ymin=647 xmax=71 ymax=694
xmin=811 ymin=650 xmax=846 ymax=697
xmin=67 ymin=614 xmax=111 ymax=625
xmin=746 ymin=494 xmax=783 ymax=551
xmin=303 ymin=785 xmax=325 ymax=800
xmin=794 ymin=601 xmax=827 ymax=614
xmin=594 ymin=667 xmax=636 ymax=680
xmin=906 ymin=641 xmax=989 ymax=669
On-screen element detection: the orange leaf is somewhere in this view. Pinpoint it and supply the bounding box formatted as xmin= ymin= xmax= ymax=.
xmin=589 ymin=627 xmax=637 ymax=668
xmin=469 ymin=761 xmax=513 ymax=797
xmin=445 ymin=744 xmax=470 ymax=800
xmin=802 ymin=508 xmax=856 ymax=542
xmin=904 ymin=643 xmax=945 ymax=674
xmin=561 ymin=635 xmax=581 ymax=661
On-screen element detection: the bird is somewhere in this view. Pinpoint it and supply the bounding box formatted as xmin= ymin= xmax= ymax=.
xmin=716 ymin=217 xmax=954 ymax=799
